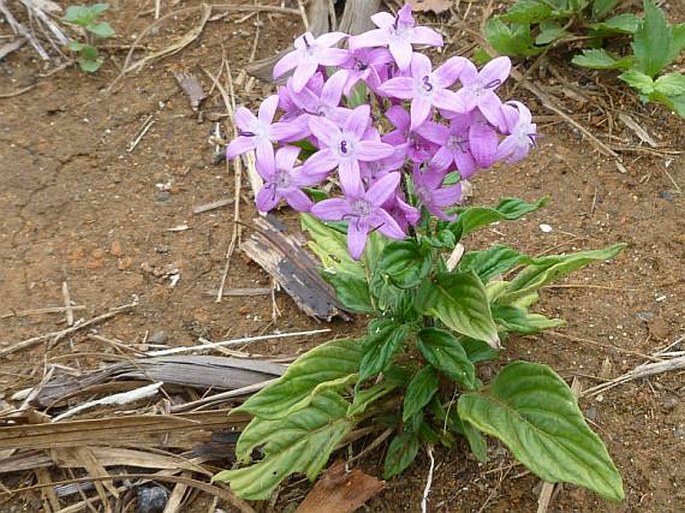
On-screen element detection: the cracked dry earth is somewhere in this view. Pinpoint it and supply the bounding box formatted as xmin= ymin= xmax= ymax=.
xmin=1 ymin=1 xmax=685 ymax=511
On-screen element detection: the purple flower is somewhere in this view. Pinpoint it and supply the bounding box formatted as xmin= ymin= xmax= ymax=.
xmin=339 ymin=47 xmax=394 ymax=94
xmin=450 ymin=56 xmax=511 ymax=130
xmin=273 ymin=32 xmax=349 ymax=92
xmin=377 ymin=53 xmax=467 ymax=129
xmin=421 ymin=111 xmax=498 ymax=177
xmin=304 ymin=105 xmax=395 ymax=183
xmin=496 ymin=101 xmax=537 ymax=163
xmin=290 ymin=69 xmax=351 ymax=126
xmin=226 ymin=95 xmax=308 ymax=169
xmin=255 ymin=145 xmax=324 ymax=213
xmin=349 ymin=4 xmax=443 ymax=71
xmin=412 ymin=164 xmax=463 ymax=220
xmin=311 ymin=172 xmax=405 ymax=259
xmin=382 ymin=105 xmax=440 ymax=163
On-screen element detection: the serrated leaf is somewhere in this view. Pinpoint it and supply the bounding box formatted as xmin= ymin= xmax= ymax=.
xmin=620 ymin=69 xmax=655 ymax=94
xmin=215 ymin=391 xmax=354 ymax=500
xmin=377 ymin=239 xmax=432 ymax=289
xmin=458 ymin=245 xmax=531 ymax=282
xmin=455 ymin=196 xmax=548 ymax=237
xmin=417 ymin=328 xmax=476 ymax=389
xmin=403 ymin=366 xmax=439 ymax=422
xmin=484 ymin=19 xmax=542 ymax=57
xmin=591 ymin=13 xmax=640 ymax=34
xmin=87 ymin=21 xmax=114 ymax=38
xmin=572 ymin=48 xmax=633 ymax=70
xmin=358 ymin=319 xmax=410 ymax=382
xmin=458 ymin=361 xmax=624 ymax=501
xmin=633 ymin=0 xmax=673 ymax=77
xmin=654 ymin=72 xmax=685 ymax=96
xmin=236 ymin=338 xmax=361 ymax=419
xmin=499 ymin=0 xmax=553 ymax=24
xmin=535 ymin=22 xmax=568 ymax=46
xmin=416 ymin=272 xmax=500 ymax=349
xmin=592 ymin=0 xmax=619 ymax=20
xmin=492 ymin=304 xmax=566 ymax=334
xmin=500 ymin=243 xmax=626 ymax=302
xmin=384 ymin=431 xmax=420 ymax=479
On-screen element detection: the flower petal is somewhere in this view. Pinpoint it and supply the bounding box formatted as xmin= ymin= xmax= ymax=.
xmin=433 ymin=56 xmax=468 ymax=88
xmin=457 ymin=59 xmax=479 ymax=86
xmin=338 ymin=159 xmax=363 ymax=198
xmin=256 ymin=140 xmax=276 ymax=171
xmin=311 ymin=197 xmax=349 ymax=221
xmin=258 ymin=95 xmax=279 ymax=124
xmin=234 ymin=106 xmax=256 ymax=131
xmin=275 ymin=145 xmax=301 ymax=170
xmin=409 ymin=26 xmax=443 ymax=47
xmin=283 ymin=187 xmax=313 ymax=212
xmin=377 ymin=77 xmax=415 ymax=99
xmin=347 ymin=221 xmax=370 ymax=260
xmin=370 ymin=11 xmax=395 ymax=29
xmin=349 ymin=28 xmax=389 ymax=49
xmin=366 ymin=171 xmax=400 ymax=206
xmin=308 ymin=116 xmax=341 ymax=148
xmin=292 ymin=60 xmax=319 ymax=92
xmin=469 ymin=122 xmax=498 ymax=168
xmin=479 ymin=56 xmax=511 ymax=87
xmin=226 ymin=136 xmax=255 ymax=159
xmin=371 ymin=209 xmax=405 ymax=239
xmin=409 ymin=52 xmax=432 ymax=79
xmin=477 ymin=91 xmax=505 ymax=130
xmin=389 ymin=39 xmax=414 ymax=70
xmin=256 ymin=185 xmax=280 ymax=212
xmin=273 ymin=51 xmax=299 ymax=79
xmin=321 ymin=69 xmax=347 ymax=107
xmin=302 ymin=148 xmax=338 ymax=174
xmin=430 ymin=88 xmax=462 ymax=113
xmin=410 ymin=96 xmax=432 ymax=130
xmin=357 ymin=140 xmax=395 ymax=161
xmin=318 ymin=48 xmax=351 ymax=67
xmin=344 ymin=105 xmax=371 ymax=139
xmin=315 ymin=32 xmax=347 ymax=47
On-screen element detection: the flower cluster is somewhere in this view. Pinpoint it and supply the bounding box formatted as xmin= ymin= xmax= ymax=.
xmin=226 ymin=5 xmax=536 ymax=259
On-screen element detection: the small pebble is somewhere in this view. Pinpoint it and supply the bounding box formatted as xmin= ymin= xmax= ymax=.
xmin=539 ymin=223 xmax=553 ymax=233
xmin=658 ymin=191 xmax=674 ymax=202
xmin=585 ymin=406 xmax=598 ymax=421
xmin=147 ymin=331 xmax=168 ymax=344
xmin=136 ymin=486 xmax=168 ymax=513
xmin=636 ymin=311 xmax=654 ymax=322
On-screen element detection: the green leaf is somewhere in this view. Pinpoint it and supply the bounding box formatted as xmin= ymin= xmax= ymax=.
xmin=91 ymin=3 xmax=111 ymax=15
xmin=384 ymin=431 xmax=420 ymax=479
xmin=377 ymin=239 xmax=432 ymax=289
xmin=535 ymin=22 xmax=569 ymax=46
xmin=301 ymin=214 xmax=364 ymax=278
xmin=455 ymin=196 xmax=548 ymax=237
xmin=632 ymin=0 xmax=673 ymax=77
xmin=591 ymin=13 xmax=640 ymax=34
xmin=67 ymin=41 xmax=85 ymax=52
xmin=501 ymin=243 xmax=626 ymax=302
xmin=416 ymin=272 xmax=500 ymax=349
xmin=458 ymin=361 xmax=624 ymax=501
xmin=236 ymin=338 xmax=361 ymax=420
xmin=358 ymin=319 xmax=410 ymax=382
xmin=499 ymin=0 xmax=553 ymax=24
xmin=323 ymin=270 xmax=373 ymax=314
xmin=459 ymin=336 xmax=501 ymax=364
xmin=447 ymin=408 xmax=489 ymax=462
xmin=620 ymin=69 xmax=655 ymax=94
xmin=458 ymin=245 xmax=531 ymax=282
xmin=417 ymin=328 xmax=476 ymax=389
xmin=671 ymin=23 xmax=685 ymax=60
xmin=572 ymin=49 xmax=633 ymax=70
xmin=592 ymin=0 xmax=619 ymax=20
xmin=63 ymin=5 xmax=93 ymax=25
xmin=654 ymin=72 xmax=685 ymax=96
xmin=87 ymin=21 xmax=114 ymax=38
xmin=78 ymin=56 xmax=103 ymax=73
xmin=484 ymin=19 xmax=542 ymax=57
xmin=403 ymin=366 xmax=439 ymax=422
xmin=215 ymin=391 xmax=354 ymax=500
xmin=348 ymin=378 xmax=400 ymax=416
xmin=346 ymin=81 xmax=369 ymax=108
xmin=492 ymin=304 xmax=566 ymax=334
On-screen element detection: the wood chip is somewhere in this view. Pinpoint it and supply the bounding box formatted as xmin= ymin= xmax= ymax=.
xmin=173 ymin=71 xmax=207 ymax=112
xmin=408 ymin=0 xmax=451 ymax=14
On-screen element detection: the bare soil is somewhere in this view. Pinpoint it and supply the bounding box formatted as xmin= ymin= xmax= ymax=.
xmin=1 ymin=1 xmax=683 ymax=512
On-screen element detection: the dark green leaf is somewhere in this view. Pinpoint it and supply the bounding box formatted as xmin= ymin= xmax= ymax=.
xmin=458 ymin=245 xmax=531 ymax=282
xmin=671 ymin=23 xmax=685 ymax=60
xmin=384 ymin=431 xmax=420 ymax=479
xmin=572 ymin=49 xmax=634 ymax=70
xmin=236 ymin=338 xmax=361 ymax=419
xmin=416 ymin=272 xmax=500 ymax=349
xmin=499 ymin=0 xmax=553 ymax=24
xmin=323 ymin=270 xmax=373 ymax=314
xmin=591 ymin=13 xmax=640 ymax=34
xmin=632 ymin=0 xmax=673 ymax=77
xmin=591 ymin=0 xmax=619 ymax=20
xmin=447 ymin=409 xmax=489 ymax=462
xmin=377 ymin=239 xmax=432 ymax=289
xmin=417 ymin=328 xmax=476 ymax=389
xmin=215 ymin=391 xmax=354 ymax=500
xmin=403 ymin=366 xmax=439 ymax=422
xmin=492 ymin=304 xmax=566 ymax=334
xmin=358 ymin=319 xmax=410 ymax=382
xmin=455 ymin=197 xmax=548 ymax=237
xmin=458 ymin=361 xmax=624 ymax=501
xmin=535 ymin=21 xmax=569 ymax=46
xmin=348 ymin=378 xmax=399 ymax=416
xmin=459 ymin=336 xmax=502 ymax=364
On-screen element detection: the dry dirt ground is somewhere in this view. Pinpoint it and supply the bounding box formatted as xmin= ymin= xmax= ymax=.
xmin=1 ymin=1 xmax=684 ymax=512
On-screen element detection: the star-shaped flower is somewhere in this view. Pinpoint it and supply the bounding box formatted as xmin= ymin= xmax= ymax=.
xmin=273 ymin=32 xmax=349 ymax=92
xmin=496 ymin=101 xmax=537 ymax=163
xmin=349 ymin=4 xmax=443 ymax=71
xmin=412 ymin=163 xmax=463 ymax=220
xmin=311 ymin=172 xmax=405 ymax=259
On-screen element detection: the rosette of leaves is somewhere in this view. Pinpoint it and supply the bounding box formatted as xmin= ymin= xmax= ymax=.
xmin=214 ymin=197 xmax=625 ymax=504
xmin=63 ymin=3 xmax=115 ymax=72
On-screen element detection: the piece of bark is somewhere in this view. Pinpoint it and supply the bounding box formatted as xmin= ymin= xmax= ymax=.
xmin=295 ymin=460 xmax=385 ymax=513
xmin=241 ymin=216 xmax=351 ymax=321
xmin=29 ymin=356 xmax=286 ymax=408
xmin=337 ymin=0 xmax=381 ymax=34
xmin=173 ymin=71 xmax=207 ymax=112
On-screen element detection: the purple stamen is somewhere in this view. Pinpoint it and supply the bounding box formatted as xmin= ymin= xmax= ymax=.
xmin=340 ymin=140 xmax=348 ymax=154
xmin=485 ymin=79 xmax=502 ymax=89
xmin=422 ymin=75 xmax=433 ymax=92
xmin=238 ymin=129 xmax=256 ymax=137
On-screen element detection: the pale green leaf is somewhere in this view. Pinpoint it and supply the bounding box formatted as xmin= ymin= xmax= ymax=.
xmin=484 ymin=19 xmax=542 ymax=57
xmin=215 ymin=391 xmax=354 ymax=500
xmin=416 ymin=272 xmax=500 ymax=349
xmin=654 ymin=72 xmax=685 ymax=96
xmin=632 ymin=0 xmax=673 ymax=77
xmin=458 ymin=245 xmax=531 ymax=283
xmin=87 ymin=21 xmax=114 ymax=38
xmin=572 ymin=49 xmax=633 ymax=70
xmin=535 ymin=22 xmax=568 ymax=46
xmin=591 ymin=13 xmax=640 ymax=34
xmin=455 ymin=196 xmax=548 ymax=237
xmin=235 ymin=338 xmax=361 ymax=419
xmin=301 ymin=214 xmax=363 ymax=278
xmin=492 ymin=304 xmax=566 ymax=334
xmin=620 ymin=69 xmax=655 ymax=94
xmin=323 ymin=270 xmax=373 ymax=313
xmin=417 ymin=328 xmax=476 ymax=389
xmin=499 ymin=0 xmax=553 ymax=24
xmin=403 ymin=366 xmax=439 ymax=422
xmin=458 ymin=361 xmax=624 ymax=501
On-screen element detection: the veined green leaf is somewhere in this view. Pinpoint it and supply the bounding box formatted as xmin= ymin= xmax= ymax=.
xmin=572 ymin=49 xmax=633 ymax=70
xmin=323 ymin=270 xmax=373 ymax=314
xmin=535 ymin=21 xmax=569 ymax=46
xmin=417 ymin=328 xmax=476 ymax=389
xmin=671 ymin=23 xmax=685 ymax=61
xmin=348 ymin=378 xmax=399 ymax=416
xmin=455 ymin=196 xmax=548 ymax=237
xmin=215 ymin=391 xmax=354 ymax=500
xmin=484 ymin=19 xmax=542 ymax=57
xmin=620 ymin=69 xmax=655 ymax=94
xmin=458 ymin=361 xmax=624 ymax=501
xmin=632 ymin=0 xmax=673 ymax=77
xmin=459 ymin=336 xmax=501 ymax=364
xmin=590 ymin=13 xmax=640 ymax=34
xmin=384 ymin=430 xmax=420 ymax=479
xmin=492 ymin=304 xmax=566 ymax=334
xmin=235 ymin=338 xmax=361 ymax=419
xmin=403 ymin=366 xmax=439 ymax=422
xmin=377 ymin=239 xmax=432 ymax=289
xmin=447 ymin=408 xmax=489 ymax=462
xmin=458 ymin=245 xmax=531 ymax=282
xmin=358 ymin=318 xmax=411 ymax=382
xmin=301 ymin=214 xmax=363 ymax=277
xmin=416 ymin=272 xmax=500 ymax=348
xmin=499 ymin=0 xmax=553 ymax=24
xmin=591 ymin=0 xmax=619 ymax=20
xmin=500 ymin=243 xmax=626 ymax=302
xmin=654 ymin=72 xmax=685 ymax=96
